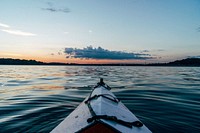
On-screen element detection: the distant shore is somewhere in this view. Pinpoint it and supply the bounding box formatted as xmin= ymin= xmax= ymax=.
xmin=0 ymin=58 xmax=200 ymax=66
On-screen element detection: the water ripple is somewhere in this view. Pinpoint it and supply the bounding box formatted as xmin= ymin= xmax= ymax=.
xmin=0 ymin=66 xmax=200 ymax=133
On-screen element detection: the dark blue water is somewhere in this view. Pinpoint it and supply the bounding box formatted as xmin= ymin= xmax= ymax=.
xmin=0 ymin=66 xmax=199 ymax=133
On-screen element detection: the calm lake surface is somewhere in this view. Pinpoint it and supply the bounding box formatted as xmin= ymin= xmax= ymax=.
xmin=0 ymin=66 xmax=199 ymax=133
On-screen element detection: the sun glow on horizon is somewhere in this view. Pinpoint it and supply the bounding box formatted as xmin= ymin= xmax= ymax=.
xmin=0 ymin=52 xmax=150 ymax=64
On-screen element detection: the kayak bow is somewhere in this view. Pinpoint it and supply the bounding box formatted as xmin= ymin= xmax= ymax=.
xmin=51 ymin=78 xmax=152 ymax=133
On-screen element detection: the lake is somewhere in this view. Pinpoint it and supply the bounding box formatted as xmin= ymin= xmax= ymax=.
xmin=0 ymin=66 xmax=200 ymax=133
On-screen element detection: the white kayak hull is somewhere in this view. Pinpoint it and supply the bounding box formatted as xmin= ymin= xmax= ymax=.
xmin=51 ymin=79 xmax=152 ymax=133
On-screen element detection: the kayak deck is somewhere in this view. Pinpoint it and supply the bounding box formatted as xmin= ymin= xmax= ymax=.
xmin=51 ymin=79 xmax=151 ymax=133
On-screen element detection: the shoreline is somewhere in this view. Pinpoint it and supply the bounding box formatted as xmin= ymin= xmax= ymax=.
xmin=0 ymin=58 xmax=200 ymax=67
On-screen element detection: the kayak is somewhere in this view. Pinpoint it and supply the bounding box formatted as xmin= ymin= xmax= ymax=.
xmin=51 ymin=78 xmax=152 ymax=133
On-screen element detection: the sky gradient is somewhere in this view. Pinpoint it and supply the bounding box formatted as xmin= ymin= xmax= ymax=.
xmin=0 ymin=0 xmax=200 ymax=64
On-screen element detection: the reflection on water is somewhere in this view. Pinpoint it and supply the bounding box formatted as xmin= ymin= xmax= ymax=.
xmin=0 ymin=66 xmax=200 ymax=132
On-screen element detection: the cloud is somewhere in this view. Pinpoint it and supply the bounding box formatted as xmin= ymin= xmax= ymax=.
xmin=1 ymin=29 xmax=36 ymax=36
xmin=50 ymin=50 xmax=63 ymax=56
xmin=42 ymin=2 xmax=70 ymax=13
xmin=58 ymin=52 xmax=62 ymax=55
xmin=0 ymin=22 xmax=36 ymax=36
xmin=140 ymin=50 xmax=150 ymax=53
xmin=42 ymin=7 xmax=70 ymax=13
xmin=140 ymin=49 xmax=165 ymax=53
xmin=156 ymin=49 xmax=165 ymax=52
xmin=64 ymin=46 xmax=152 ymax=60
xmin=0 ymin=22 xmax=10 ymax=28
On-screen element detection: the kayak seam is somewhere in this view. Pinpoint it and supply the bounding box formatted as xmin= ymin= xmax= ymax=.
xmin=87 ymin=115 xmax=143 ymax=128
xmin=80 ymin=82 xmax=121 ymax=133
xmin=85 ymin=94 xmax=120 ymax=104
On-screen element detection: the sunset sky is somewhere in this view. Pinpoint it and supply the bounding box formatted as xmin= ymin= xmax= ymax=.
xmin=0 ymin=0 xmax=200 ymax=64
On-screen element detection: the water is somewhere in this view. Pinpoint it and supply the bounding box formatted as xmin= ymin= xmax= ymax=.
xmin=0 ymin=66 xmax=200 ymax=133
